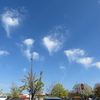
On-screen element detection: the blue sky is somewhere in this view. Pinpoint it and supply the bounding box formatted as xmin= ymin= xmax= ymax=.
xmin=0 ymin=0 xmax=100 ymax=94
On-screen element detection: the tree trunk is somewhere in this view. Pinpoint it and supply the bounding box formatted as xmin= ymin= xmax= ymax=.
xmin=31 ymin=93 xmax=35 ymax=100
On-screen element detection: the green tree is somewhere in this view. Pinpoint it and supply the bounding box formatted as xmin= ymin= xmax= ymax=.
xmin=94 ymin=83 xmax=100 ymax=97
xmin=51 ymin=83 xmax=68 ymax=98
xmin=7 ymin=94 xmax=13 ymax=99
xmin=10 ymin=82 xmax=25 ymax=98
xmin=19 ymin=71 xmax=44 ymax=100
xmin=0 ymin=89 xmax=3 ymax=94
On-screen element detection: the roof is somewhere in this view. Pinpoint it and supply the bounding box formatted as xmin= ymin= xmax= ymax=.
xmin=74 ymin=96 xmax=81 ymax=98
xmin=36 ymin=94 xmax=46 ymax=96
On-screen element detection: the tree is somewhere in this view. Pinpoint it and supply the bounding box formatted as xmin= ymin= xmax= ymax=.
xmin=68 ymin=90 xmax=79 ymax=98
xmin=19 ymin=71 xmax=44 ymax=100
xmin=0 ymin=89 xmax=3 ymax=94
xmin=46 ymin=81 xmax=56 ymax=96
xmin=94 ymin=83 xmax=100 ymax=97
xmin=72 ymin=83 xmax=93 ymax=98
xmin=10 ymin=82 xmax=25 ymax=98
xmin=94 ymin=83 xmax=100 ymax=89
xmin=51 ymin=83 xmax=68 ymax=98
xmin=7 ymin=94 xmax=13 ymax=99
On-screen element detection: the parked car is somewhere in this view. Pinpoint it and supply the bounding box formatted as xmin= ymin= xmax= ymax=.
xmin=0 ymin=96 xmax=7 ymax=100
xmin=44 ymin=97 xmax=61 ymax=100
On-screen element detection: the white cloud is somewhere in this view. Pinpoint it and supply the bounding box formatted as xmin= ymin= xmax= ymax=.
xmin=17 ymin=38 xmax=44 ymax=61
xmin=64 ymin=49 xmax=85 ymax=62
xmin=1 ymin=7 xmax=26 ymax=37
xmin=23 ymin=68 xmax=27 ymax=72
xmin=64 ymin=49 xmax=94 ymax=67
xmin=22 ymin=38 xmax=34 ymax=59
xmin=33 ymin=52 xmax=44 ymax=61
xmin=60 ymin=66 xmax=66 ymax=69
xmin=43 ymin=36 xmax=62 ymax=54
xmin=0 ymin=50 xmax=9 ymax=55
xmin=23 ymin=38 xmax=34 ymax=47
xmin=98 ymin=0 xmax=100 ymax=4
xmin=33 ymin=52 xmax=39 ymax=60
xmin=24 ymin=49 xmax=31 ymax=59
xmin=42 ymin=25 xmax=69 ymax=55
xmin=77 ymin=57 xmax=93 ymax=67
xmin=92 ymin=62 xmax=100 ymax=69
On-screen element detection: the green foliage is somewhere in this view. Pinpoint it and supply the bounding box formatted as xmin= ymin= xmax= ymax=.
xmin=94 ymin=86 xmax=100 ymax=97
xmin=10 ymin=82 xmax=24 ymax=98
xmin=0 ymin=89 xmax=3 ymax=94
xmin=7 ymin=94 xmax=13 ymax=99
xmin=19 ymin=71 xmax=44 ymax=100
xmin=51 ymin=83 xmax=68 ymax=98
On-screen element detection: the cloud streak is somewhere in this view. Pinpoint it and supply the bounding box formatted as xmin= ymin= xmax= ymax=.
xmin=1 ymin=7 xmax=26 ymax=37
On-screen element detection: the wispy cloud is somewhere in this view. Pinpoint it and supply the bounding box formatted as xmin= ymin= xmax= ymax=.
xmin=64 ymin=49 xmax=94 ymax=68
xmin=33 ymin=52 xmax=44 ymax=61
xmin=23 ymin=68 xmax=27 ymax=72
xmin=23 ymin=38 xmax=34 ymax=59
xmin=98 ymin=0 xmax=100 ymax=4
xmin=23 ymin=38 xmax=34 ymax=47
xmin=17 ymin=38 xmax=44 ymax=61
xmin=77 ymin=57 xmax=93 ymax=67
xmin=33 ymin=52 xmax=39 ymax=60
xmin=60 ymin=66 xmax=66 ymax=69
xmin=1 ymin=7 xmax=26 ymax=37
xmin=0 ymin=50 xmax=9 ymax=55
xmin=92 ymin=62 xmax=100 ymax=69
xmin=43 ymin=36 xmax=62 ymax=54
xmin=43 ymin=25 xmax=69 ymax=55
xmin=64 ymin=49 xmax=85 ymax=62
xmin=24 ymin=49 xmax=32 ymax=59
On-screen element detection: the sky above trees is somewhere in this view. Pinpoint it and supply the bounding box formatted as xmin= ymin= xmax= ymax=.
xmin=0 ymin=0 xmax=100 ymax=94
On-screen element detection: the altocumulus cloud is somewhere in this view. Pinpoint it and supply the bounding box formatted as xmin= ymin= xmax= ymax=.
xmin=1 ymin=7 xmax=26 ymax=37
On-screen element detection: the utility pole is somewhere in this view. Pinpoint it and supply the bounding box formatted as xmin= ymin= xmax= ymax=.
xmin=30 ymin=58 xmax=33 ymax=100
xmin=30 ymin=58 xmax=33 ymax=74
